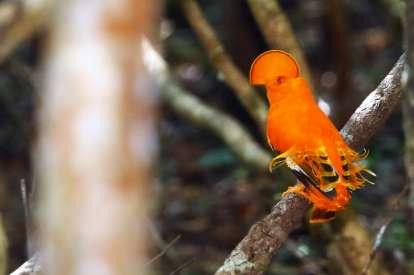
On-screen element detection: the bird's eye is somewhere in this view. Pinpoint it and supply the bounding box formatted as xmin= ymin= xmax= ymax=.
xmin=276 ymin=76 xmax=287 ymax=84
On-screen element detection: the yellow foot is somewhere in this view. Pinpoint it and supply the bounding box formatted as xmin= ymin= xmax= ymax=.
xmin=319 ymin=182 xmax=337 ymax=193
xmin=268 ymin=154 xmax=287 ymax=172
xmin=282 ymin=184 xmax=308 ymax=199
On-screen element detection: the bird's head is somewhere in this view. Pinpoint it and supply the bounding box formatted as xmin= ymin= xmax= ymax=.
xmin=249 ymin=50 xmax=300 ymax=87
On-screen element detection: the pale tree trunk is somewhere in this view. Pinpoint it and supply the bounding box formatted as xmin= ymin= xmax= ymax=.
xmin=36 ymin=1 xmax=159 ymax=275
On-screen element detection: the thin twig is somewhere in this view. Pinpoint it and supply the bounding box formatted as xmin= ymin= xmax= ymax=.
xmin=169 ymin=257 xmax=196 ymax=275
xmin=361 ymin=185 xmax=409 ymax=275
xmin=20 ymin=179 xmax=28 ymax=223
xmin=180 ymin=0 xmax=268 ymax=131
xmin=20 ymin=179 xmax=34 ymax=256
xmin=146 ymin=235 xmax=181 ymax=266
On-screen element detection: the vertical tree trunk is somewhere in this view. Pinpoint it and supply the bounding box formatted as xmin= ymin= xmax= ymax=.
xmin=326 ymin=0 xmax=353 ymax=127
xmin=36 ymin=1 xmax=158 ymax=274
xmin=405 ymin=0 xmax=414 ymax=226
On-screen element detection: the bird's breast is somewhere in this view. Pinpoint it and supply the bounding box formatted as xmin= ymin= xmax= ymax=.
xmin=267 ymin=102 xmax=320 ymax=152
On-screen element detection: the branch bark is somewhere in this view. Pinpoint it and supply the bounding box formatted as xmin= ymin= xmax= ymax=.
xmin=340 ymin=54 xmax=406 ymax=147
xmin=246 ymin=0 xmax=313 ymax=88
xmin=215 ymin=53 xmax=406 ymax=275
xmin=10 ymin=256 xmax=40 ymax=275
xmin=216 ymin=193 xmax=309 ymax=275
xmin=180 ymin=0 xmax=268 ymax=130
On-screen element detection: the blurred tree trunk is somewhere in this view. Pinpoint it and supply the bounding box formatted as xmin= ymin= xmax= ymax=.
xmin=0 ymin=216 xmax=6 ymax=275
xmin=403 ymin=97 xmax=414 ymax=229
xmin=325 ymin=0 xmax=353 ymax=127
xmin=327 ymin=214 xmax=390 ymax=275
xmin=405 ymin=0 xmax=414 ymax=228
xmin=221 ymin=1 xmax=262 ymax=72
xmin=36 ymin=1 xmax=158 ymax=274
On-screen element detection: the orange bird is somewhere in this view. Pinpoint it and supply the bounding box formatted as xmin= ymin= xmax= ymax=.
xmin=250 ymin=50 xmax=374 ymax=223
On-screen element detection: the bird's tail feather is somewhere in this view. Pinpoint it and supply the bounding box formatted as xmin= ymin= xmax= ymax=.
xmin=309 ymin=208 xmax=336 ymax=223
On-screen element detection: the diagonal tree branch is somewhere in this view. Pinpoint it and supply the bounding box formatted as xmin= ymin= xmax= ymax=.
xmin=215 ymin=53 xmax=406 ymax=275
xmin=10 ymin=255 xmax=41 ymax=275
xmin=340 ymin=53 xmax=406 ymax=147
xmin=180 ymin=0 xmax=268 ymax=130
xmin=142 ymin=39 xmax=271 ymax=170
xmin=246 ymin=0 xmax=313 ymax=88
xmin=162 ymin=78 xmax=271 ymax=170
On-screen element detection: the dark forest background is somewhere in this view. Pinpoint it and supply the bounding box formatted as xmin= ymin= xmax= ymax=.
xmin=0 ymin=0 xmax=412 ymax=274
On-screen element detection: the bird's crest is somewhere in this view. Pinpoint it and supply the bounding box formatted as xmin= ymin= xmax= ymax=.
xmin=249 ymin=50 xmax=299 ymax=86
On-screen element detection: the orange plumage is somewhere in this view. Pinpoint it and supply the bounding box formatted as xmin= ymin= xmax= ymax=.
xmin=250 ymin=50 xmax=374 ymax=223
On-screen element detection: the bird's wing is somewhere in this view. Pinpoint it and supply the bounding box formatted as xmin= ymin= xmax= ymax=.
xmin=270 ymin=147 xmax=340 ymax=196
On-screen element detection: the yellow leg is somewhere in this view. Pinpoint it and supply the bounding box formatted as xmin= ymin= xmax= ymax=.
xmin=282 ymin=183 xmax=309 ymax=199
xmin=319 ymin=182 xmax=337 ymax=193
xmin=268 ymin=152 xmax=289 ymax=172
xmin=282 ymin=183 xmax=341 ymax=212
